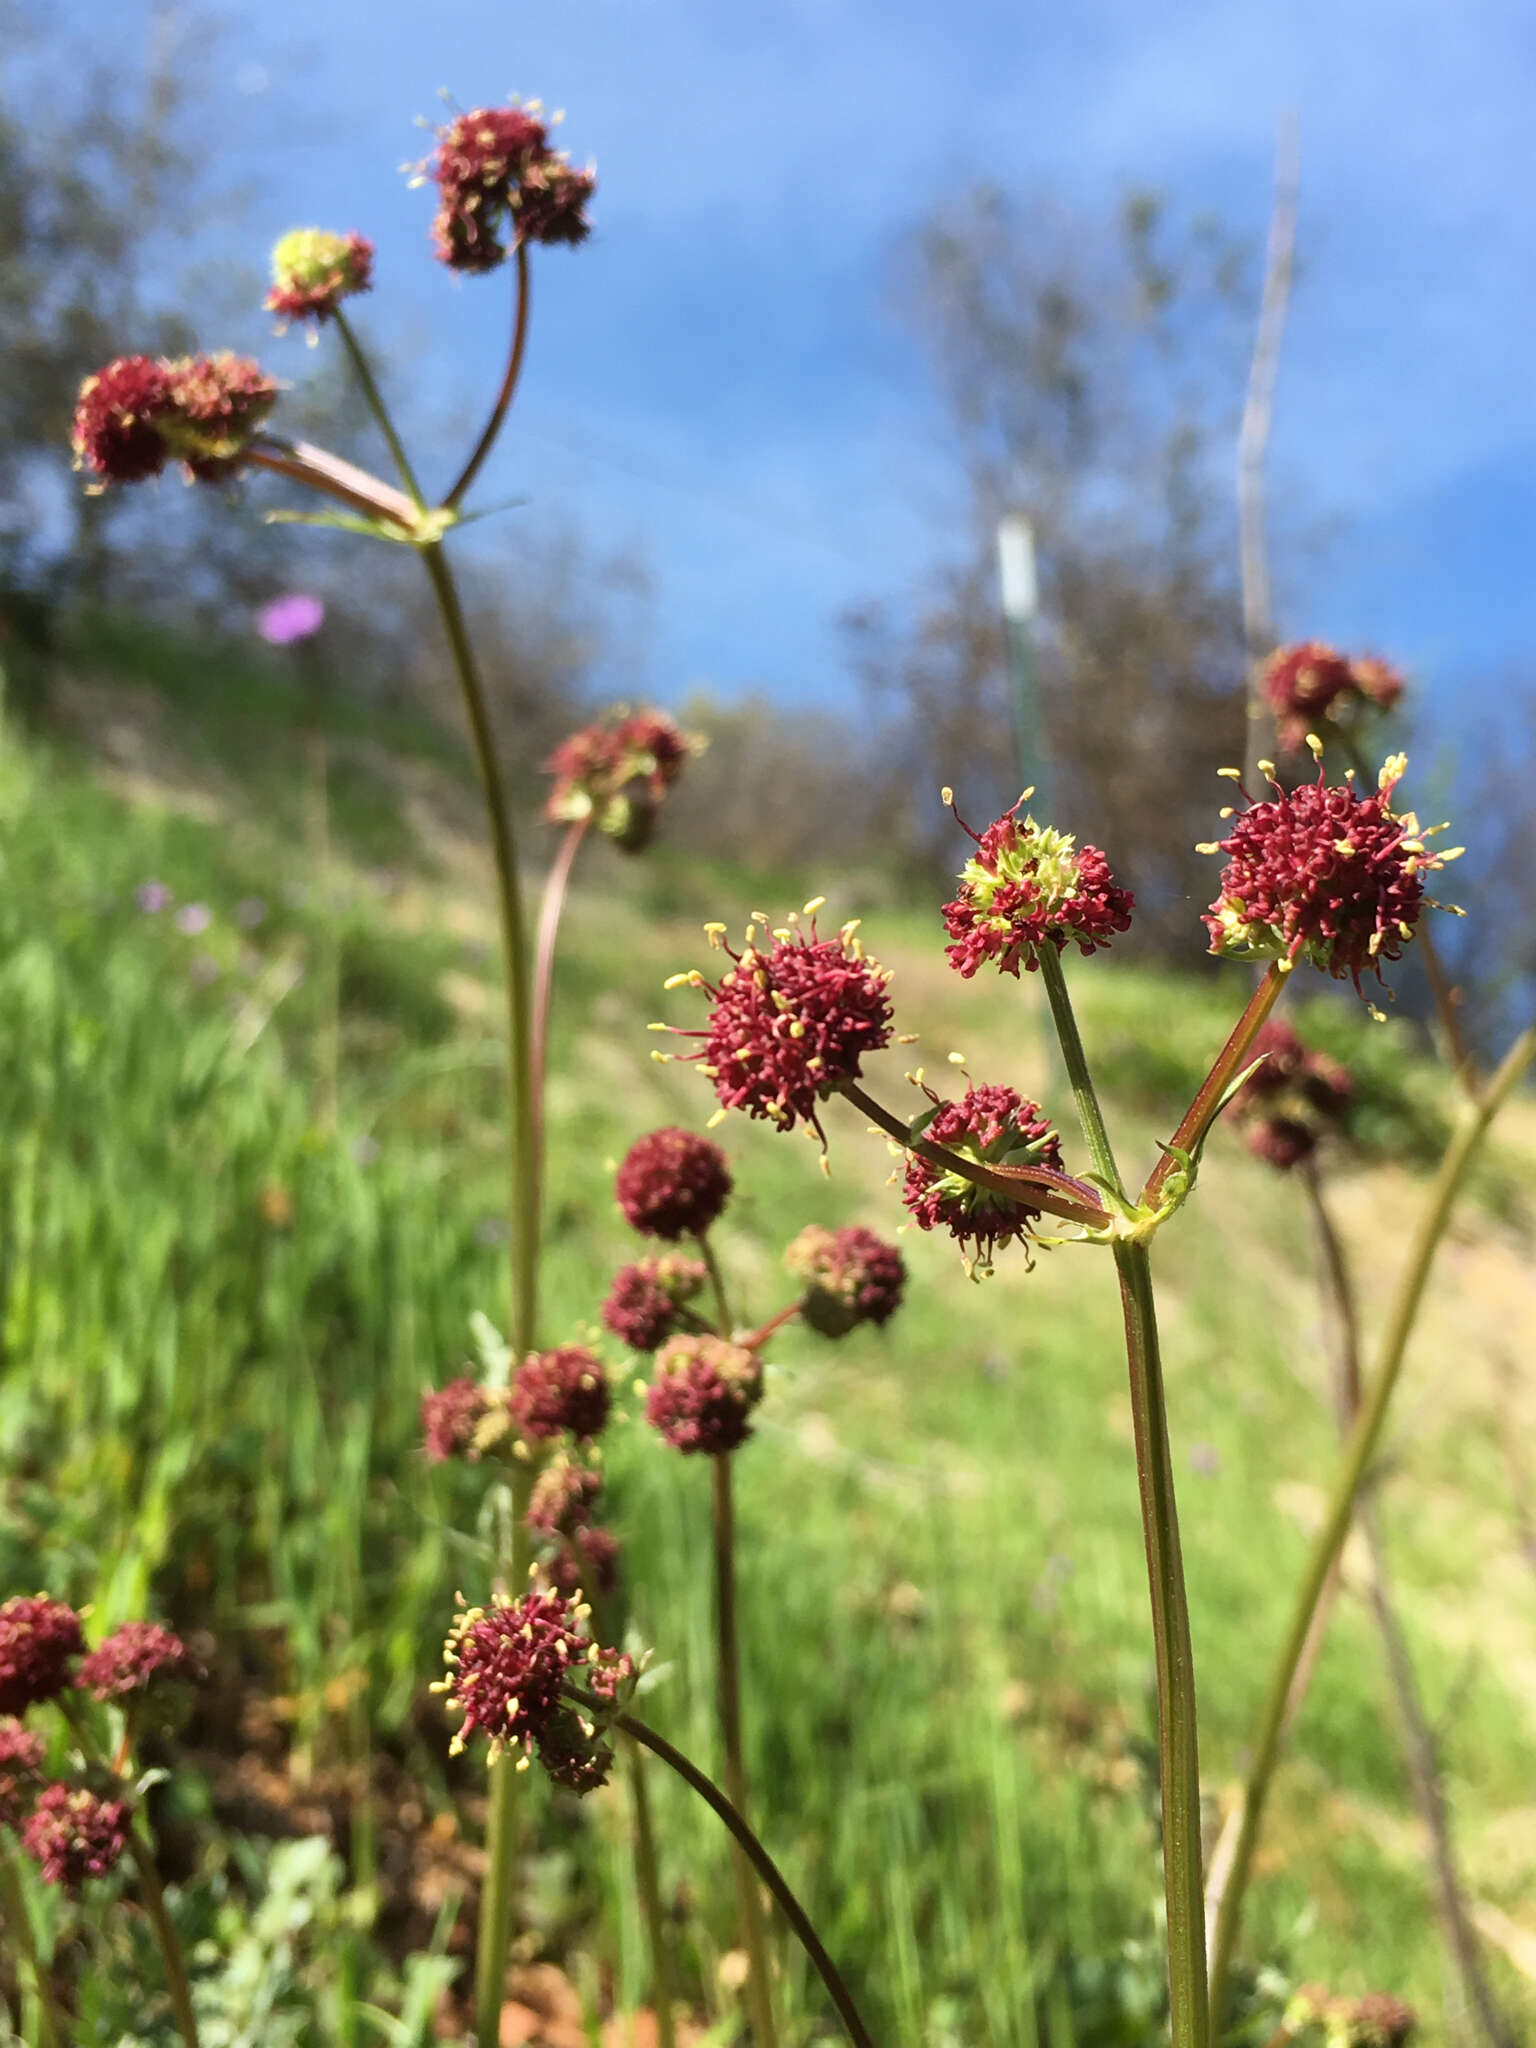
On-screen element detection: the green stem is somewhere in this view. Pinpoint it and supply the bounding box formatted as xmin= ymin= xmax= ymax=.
xmin=0 ymin=1844 xmax=62 ymax=2048
xmin=1036 ymin=946 xmax=1123 ymax=1194
xmin=1207 ymin=1024 xmax=1536 ymax=2023
xmin=624 ymin=1735 xmax=678 ymax=2048
xmin=711 ymin=1453 xmax=779 ymax=2048
xmin=1115 ymin=1241 xmax=1209 ymax=2048
xmin=615 ymin=1712 xmax=875 ymax=2048
xmin=126 ymin=1827 xmax=201 ymax=2048
xmin=418 ymin=541 xmax=540 ymax=2048
xmin=1038 ymin=947 xmax=1206 ymax=2047
xmin=1143 ymin=964 xmax=1287 ymax=1207
xmin=696 ymin=1229 xmax=735 ymax=1338
xmin=446 ymin=240 xmax=532 ymax=511
xmin=333 ymin=310 xmax=427 ymax=510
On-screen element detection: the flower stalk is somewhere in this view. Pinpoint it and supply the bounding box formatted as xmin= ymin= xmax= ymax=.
xmin=1143 ymin=964 xmax=1286 ymax=1209
xmin=0 ymin=1844 xmax=62 ymax=2048
xmin=126 ymin=1826 xmax=202 ymax=2048
xmin=1207 ymin=1022 xmax=1536 ymax=2022
xmin=446 ymin=240 xmax=531 ymax=511
xmin=624 ymin=1735 xmax=678 ymax=2048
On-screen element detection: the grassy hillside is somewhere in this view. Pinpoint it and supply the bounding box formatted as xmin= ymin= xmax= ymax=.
xmin=2 ymin=622 xmax=1534 ymax=2045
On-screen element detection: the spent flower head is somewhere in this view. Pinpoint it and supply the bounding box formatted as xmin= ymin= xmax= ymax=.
xmin=902 ymin=1083 xmax=1063 ymax=1276
xmin=645 ymin=1334 xmax=763 ymax=1454
xmin=420 ymin=1376 xmax=508 ymax=1463
xmin=1261 ymin=642 xmax=1407 ymax=752
xmin=544 ymin=1524 xmax=622 ymax=1600
xmin=785 ymin=1223 xmax=906 ymax=1337
xmin=510 ymin=1346 xmax=610 ymax=1442
xmin=158 ymin=354 xmax=279 ymax=479
xmin=527 ymin=1460 xmax=604 ymax=1539
xmin=544 ymin=707 xmax=698 ymax=851
xmin=663 ymin=905 xmax=894 ymax=1145
xmin=942 ymin=793 xmax=1133 ymax=978
xmin=615 ymin=1128 xmax=733 ymax=1242
xmin=602 ymin=1253 xmax=707 ymax=1350
xmin=1202 ymin=755 xmax=1456 ymax=997
xmin=21 ymin=1784 xmax=130 ymax=1891
xmin=72 ymin=356 xmax=175 ymax=485
xmin=266 ymin=229 xmax=374 ymax=324
xmin=0 ymin=1596 xmax=85 ymax=1716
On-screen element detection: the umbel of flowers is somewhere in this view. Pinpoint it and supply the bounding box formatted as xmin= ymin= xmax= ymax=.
xmin=545 ymin=708 xmax=701 ymax=852
xmin=942 ymin=792 xmax=1134 ymax=978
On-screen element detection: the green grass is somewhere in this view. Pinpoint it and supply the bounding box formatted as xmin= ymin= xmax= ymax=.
xmin=1 ymin=629 xmax=1533 ymax=2046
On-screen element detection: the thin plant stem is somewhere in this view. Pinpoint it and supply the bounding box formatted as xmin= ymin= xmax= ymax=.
xmin=1207 ymin=1023 xmax=1536 ymax=2022
xmin=837 ymin=1080 xmax=1110 ymax=1230
xmin=333 ymin=309 xmax=427 ymax=510
xmin=417 ymin=540 xmax=540 ymax=2048
xmin=741 ymin=1301 xmax=801 ymax=1351
xmin=126 ymin=1827 xmax=201 ymax=2048
xmin=303 ymin=727 xmax=340 ymax=1133
xmin=1115 ymin=1240 xmax=1209 ymax=2048
xmin=614 ymin=1711 xmax=876 ymax=2048
xmin=1143 ymin=964 xmax=1287 ymax=1208
xmin=531 ymin=819 xmax=589 ymax=1192
xmin=624 ymin=1734 xmax=678 ymax=2048
xmin=446 ymin=240 xmax=531 ymax=511
xmin=0 ymin=1844 xmax=62 ymax=2048
xmin=1300 ymin=1164 xmax=1515 ymax=2048
xmin=696 ymin=1229 xmax=735 ymax=1338
xmin=1037 ymin=947 xmax=1207 ymax=2048
xmin=247 ymin=439 xmax=419 ymax=531
xmin=711 ymin=1451 xmax=779 ymax=2048
xmin=1036 ymin=946 xmax=1123 ymax=1194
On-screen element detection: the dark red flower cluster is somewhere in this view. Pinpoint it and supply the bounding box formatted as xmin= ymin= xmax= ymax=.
xmin=420 ymin=1376 xmax=506 ymax=1463
xmin=526 ymin=1461 xmax=622 ymax=1601
xmin=602 ymin=1253 xmax=707 ymax=1350
xmin=73 ymin=353 xmax=277 ymax=488
xmin=669 ymin=915 xmax=895 ymax=1142
xmin=78 ymin=1622 xmax=192 ymax=1702
xmin=616 ymin=1128 xmax=732 ymax=1241
xmin=544 ymin=708 xmax=695 ymax=852
xmin=645 ymin=1335 xmax=763 ymax=1454
xmin=510 ymin=1346 xmax=610 ymax=1442
xmin=0 ymin=1718 xmax=44 ymax=1828
xmin=1203 ymin=759 xmax=1450 ymax=994
xmin=1286 ymin=1984 xmax=1416 ymax=2047
xmin=266 ymin=228 xmax=374 ymax=323
xmin=527 ymin=1461 xmax=604 ymax=1539
xmin=1261 ymin=641 xmax=1407 ymax=752
xmin=1230 ymin=1017 xmax=1353 ymax=1173
xmin=535 ymin=1705 xmax=614 ymax=1793
xmin=902 ymin=1084 xmax=1063 ymax=1272
xmin=21 ymin=1783 xmax=130 ymax=1891
xmin=426 ymin=103 xmax=595 ymax=272
xmin=543 ymin=1525 xmax=622 ymax=1600
xmin=785 ymin=1224 xmax=906 ymax=1337
xmin=942 ymin=803 xmax=1133 ymax=979
xmin=0 ymin=1596 xmax=84 ymax=1715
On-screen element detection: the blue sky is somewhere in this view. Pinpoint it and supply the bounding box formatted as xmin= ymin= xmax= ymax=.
xmin=83 ymin=0 xmax=1536 ymax=729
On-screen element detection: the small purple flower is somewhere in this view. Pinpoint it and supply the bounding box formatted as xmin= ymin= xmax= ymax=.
xmin=235 ymin=897 xmax=268 ymax=929
xmin=257 ymin=593 xmax=325 ymax=647
xmin=135 ymin=881 xmax=172 ymax=914
xmin=174 ymin=903 xmax=211 ymax=936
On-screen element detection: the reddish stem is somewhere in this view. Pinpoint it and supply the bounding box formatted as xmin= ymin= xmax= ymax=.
xmin=247 ymin=438 xmax=419 ymax=530
xmin=1141 ymin=963 xmax=1287 ymax=1207
xmin=740 ymin=1302 xmax=802 ymax=1351
xmin=530 ymin=819 xmax=589 ymax=1191
xmin=446 ymin=238 xmax=532 ymax=510
xmin=838 ymin=1080 xmax=1110 ymax=1230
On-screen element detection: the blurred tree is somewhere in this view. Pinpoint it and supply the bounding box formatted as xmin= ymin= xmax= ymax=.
xmin=851 ymin=184 xmax=1258 ymax=954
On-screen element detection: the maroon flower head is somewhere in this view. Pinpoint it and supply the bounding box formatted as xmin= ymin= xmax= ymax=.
xmin=1260 ymin=642 xmax=1358 ymax=750
xmin=602 ymin=1253 xmax=707 ymax=1351
xmin=942 ymin=798 xmax=1133 ymax=979
xmin=72 ymin=356 xmax=175 ymax=485
xmin=436 ymin=1588 xmax=587 ymax=1760
xmin=1202 ymin=757 xmax=1453 ymax=995
xmin=1244 ymin=1115 xmax=1316 ymax=1172
xmin=545 ymin=1524 xmax=622 ymax=1600
xmin=616 ymin=1128 xmax=732 ymax=1241
xmin=527 ymin=1461 xmax=604 ymax=1539
xmin=21 ymin=1784 xmax=130 ymax=1891
xmin=1348 ymin=1993 xmax=1417 ymax=2047
xmin=159 ymin=353 xmax=279 ymax=480
xmin=544 ymin=707 xmax=696 ymax=851
xmin=0 ymin=1718 xmax=44 ymax=1828
xmin=78 ymin=1622 xmax=193 ymax=1702
xmin=0 ymin=1597 xmax=85 ymax=1716
xmin=511 ymin=1346 xmax=610 ymax=1442
xmin=646 ymin=1335 xmax=763 ymax=1454
xmin=266 ymin=228 xmax=374 ymax=324
xmin=666 ymin=909 xmax=894 ymax=1143
xmin=1237 ymin=1016 xmax=1310 ymax=1099
xmin=902 ymin=1084 xmax=1063 ymax=1274
xmin=786 ymin=1224 xmax=907 ymax=1337
xmin=535 ymin=1705 xmax=613 ymax=1793
xmin=1351 ymin=658 xmax=1406 ymax=714
xmin=425 ymin=102 xmax=594 ymax=271
xmin=1302 ymin=1049 xmax=1354 ymax=1122
xmin=421 ymin=1376 xmax=504 ymax=1463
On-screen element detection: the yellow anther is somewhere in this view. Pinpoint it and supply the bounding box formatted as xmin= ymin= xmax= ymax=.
xmin=706 ymin=1106 xmax=728 ymax=1128
xmin=941 ymin=785 xmax=954 ymax=806
xmin=1379 ymin=752 xmax=1408 ymax=790
xmin=1194 ymin=841 xmax=1221 ymax=856
xmin=840 ymin=918 xmax=863 ymax=941
xmin=896 ymin=1031 xmax=919 ymax=1045
xmin=819 ymin=1153 xmax=831 ymax=1178
xmin=1217 ymin=766 xmax=1243 ymax=781
xmin=947 ymin=1051 xmax=966 ymax=1066
xmin=1257 ymin=759 xmax=1276 ymax=779
xmin=649 ymin=1049 xmax=673 ymax=1064
xmin=1219 ymin=806 xmax=1235 ymax=819
xmin=662 ymin=971 xmax=694 ymax=990
xmin=803 ymin=895 xmax=826 ymax=915
xmin=772 ymin=927 xmax=792 ymax=943
xmin=1305 ymin=732 xmax=1325 ymax=760
xmin=647 ymin=1021 xmax=669 ymax=1031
